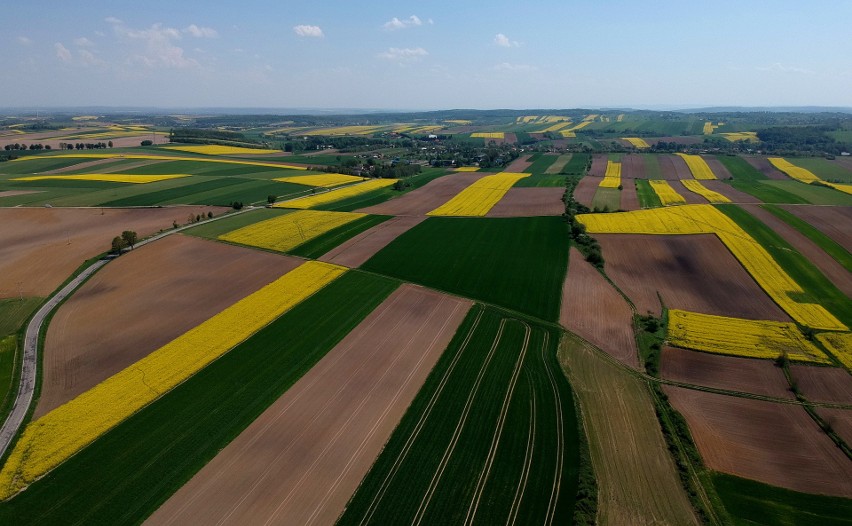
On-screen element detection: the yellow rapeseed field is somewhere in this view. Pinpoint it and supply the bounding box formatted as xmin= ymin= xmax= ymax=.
xmin=537 ymin=121 xmax=572 ymax=133
xmin=649 ymin=179 xmax=687 ymax=205
xmin=11 ymin=174 xmax=190 ymax=184
xmin=675 ymin=153 xmax=717 ymax=180
xmin=702 ymin=122 xmax=718 ymax=135
xmin=560 ymin=131 xmax=577 ymax=138
xmin=824 ymin=182 xmax=852 ymax=195
xmin=680 ymin=180 xmax=731 ymax=203
xmin=0 ymin=261 xmax=346 ymax=499
xmin=668 ymin=310 xmax=830 ymax=363
xmin=454 ymin=166 xmax=480 ymax=172
xmin=583 ymin=114 xmax=599 ymax=121
xmin=220 ymin=210 xmax=364 ymax=252
xmin=11 ymin=153 xmax=306 ymax=171
xmin=599 ymin=161 xmax=622 ymax=188
xmin=577 ymin=205 xmax=847 ymax=330
xmin=721 ymin=132 xmax=759 ymax=142
xmin=768 ymin=158 xmax=821 ymax=184
xmin=164 ymin=145 xmax=281 ymax=155
xmin=273 ymin=178 xmax=397 ymax=209
xmin=471 ymin=132 xmax=505 ymax=139
xmin=816 ymin=332 xmax=852 ymax=371
xmin=623 ymin=137 xmax=650 ymax=148
xmin=428 ymin=172 xmax=530 ymax=216
xmin=273 ymin=173 xmax=364 ymax=188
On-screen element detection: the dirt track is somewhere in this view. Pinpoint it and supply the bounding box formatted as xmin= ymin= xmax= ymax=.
xmin=357 ymin=172 xmax=488 ymax=215
xmin=319 ymin=216 xmax=426 ymax=268
xmin=789 ymin=365 xmax=852 ymax=404
xmin=665 ymin=386 xmax=852 ymax=497
xmin=597 ymin=234 xmax=791 ymax=320
xmin=781 ymin=205 xmax=852 ymax=253
xmin=147 ymin=285 xmax=471 ymax=526
xmin=661 ymin=347 xmax=792 ymax=398
xmin=486 ymin=187 xmax=565 ymax=217
xmin=0 ymin=207 xmax=225 ymax=299
xmin=561 ymin=248 xmax=638 ymax=367
xmin=36 ymin=235 xmax=300 ymax=417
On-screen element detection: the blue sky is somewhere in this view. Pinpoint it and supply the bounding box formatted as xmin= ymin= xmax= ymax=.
xmin=2 ymin=1 xmax=850 ymax=109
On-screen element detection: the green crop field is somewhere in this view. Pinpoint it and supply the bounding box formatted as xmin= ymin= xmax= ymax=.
xmin=635 ymin=179 xmax=662 ymax=208
xmin=525 ymin=153 xmax=559 ymax=174
xmin=717 ymin=204 xmax=852 ymax=327
xmin=288 ymin=214 xmax=390 ymax=258
xmin=561 ymin=153 xmax=591 ymax=175
xmin=362 ymin=216 xmax=569 ymax=322
xmin=714 ymin=156 xmax=808 ymax=204
xmin=788 ymin=158 xmax=852 ymax=183
xmin=0 ymin=271 xmax=397 ymax=525
xmin=761 ymin=204 xmax=852 ymax=272
xmin=338 ymin=305 xmax=578 ymax=525
xmin=183 ymin=208 xmax=292 ymax=239
xmin=641 ymin=154 xmax=663 ymax=179
xmin=185 ymin=179 xmax=308 ymax=206
xmin=591 ymin=187 xmax=621 ymax=211
xmin=761 ymin=180 xmax=852 ymax=206
xmin=98 ymin=178 xmax=246 ymax=206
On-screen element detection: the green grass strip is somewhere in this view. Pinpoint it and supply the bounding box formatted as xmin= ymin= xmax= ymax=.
xmin=761 ymin=204 xmax=852 ymax=272
xmin=0 ymin=271 xmax=398 ymax=525
xmin=561 ymin=153 xmax=590 ymax=175
xmin=635 ymin=179 xmax=662 ymax=208
xmin=716 ymin=204 xmax=852 ymax=328
xmin=98 ymin=177 xmax=244 ymax=206
xmin=289 ymin=214 xmax=391 ymax=259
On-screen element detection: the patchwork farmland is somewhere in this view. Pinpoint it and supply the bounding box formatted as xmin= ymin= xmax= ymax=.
xmin=0 ymin=109 xmax=850 ymax=526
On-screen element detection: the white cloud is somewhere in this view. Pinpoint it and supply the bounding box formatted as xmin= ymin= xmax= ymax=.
xmin=78 ymin=49 xmax=104 ymax=67
xmin=383 ymin=15 xmax=423 ymax=30
xmin=184 ymin=24 xmax=218 ymax=38
xmin=293 ymin=25 xmax=324 ymax=38
xmin=105 ymin=16 xmax=122 ymax=25
xmin=494 ymin=33 xmax=520 ymax=48
xmin=757 ymin=62 xmax=812 ymax=74
xmin=378 ymin=47 xmax=428 ymax=62
xmin=110 ymin=22 xmax=199 ymax=69
xmin=17 ymin=36 xmax=31 ymax=46
xmin=74 ymin=37 xmax=95 ymax=47
xmin=55 ymin=42 xmax=72 ymax=62
xmin=492 ymin=62 xmax=537 ymax=72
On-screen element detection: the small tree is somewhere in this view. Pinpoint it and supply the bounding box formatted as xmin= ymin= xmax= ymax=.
xmin=111 ymin=236 xmax=128 ymax=254
xmin=121 ymin=230 xmax=138 ymax=249
xmin=207 ymin=211 xmax=213 ymax=219
xmin=141 ymin=140 xmax=153 ymax=146
xmin=267 ymin=195 xmax=276 ymax=205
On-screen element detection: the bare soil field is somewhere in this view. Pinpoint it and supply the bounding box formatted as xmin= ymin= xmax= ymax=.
xmin=597 ymin=234 xmax=791 ymax=320
xmin=0 ymin=190 xmax=40 ymax=199
xmin=561 ymin=248 xmax=638 ymax=367
xmin=700 ymin=180 xmax=761 ymax=203
xmin=658 ymin=155 xmax=692 ymax=180
xmin=742 ymin=205 xmax=852 ymax=296
xmin=560 ymin=336 xmax=698 ymax=526
xmin=661 ymin=346 xmax=793 ymax=399
xmin=147 ymin=285 xmax=471 ymax=526
xmin=816 ymin=408 xmax=852 ymax=446
xmin=789 ymin=365 xmax=852 ymax=404
xmin=621 ymin=154 xmax=646 ymax=179
xmin=503 ymin=154 xmax=531 ymax=172
xmin=36 ymin=235 xmax=300 ymax=417
xmin=42 ymin=157 xmax=125 ymax=174
xmin=0 ymin=206 xmax=225 ymax=299
xmin=574 ymin=175 xmax=598 ymax=208
xmin=703 ymin=157 xmax=733 ymax=180
xmin=357 ymin=172 xmax=489 ymax=216
xmin=589 ymin=154 xmax=608 ymax=177
xmin=745 ymin=157 xmax=789 ymax=180
xmin=673 ymin=180 xmax=709 ymax=204
xmin=486 ymin=187 xmax=565 ymax=217
xmin=781 ymin=205 xmax=852 ymax=253
xmin=0 ymin=134 xmax=168 ymax=149
xmin=318 ymin=215 xmax=426 ymax=268
xmin=665 ymin=386 xmax=852 ymax=497
xmin=835 ymin=157 xmax=852 ymax=172
xmin=620 ymin=182 xmax=639 ymax=210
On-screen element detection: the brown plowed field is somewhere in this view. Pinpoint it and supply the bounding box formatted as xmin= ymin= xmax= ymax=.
xmin=700 ymin=180 xmax=761 ymax=203
xmin=589 ymin=154 xmax=608 ymax=176
xmin=745 ymin=157 xmax=788 ymax=180
xmin=674 ymin=180 xmax=709 ymax=204
xmin=0 ymin=206 xmax=225 ymax=299
xmin=147 ymin=285 xmax=472 ymax=526
xmin=661 ymin=346 xmax=793 ymax=398
xmin=561 ymin=248 xmax=638 ymax=367
xmin=573 ymin=175 xmax=598 ymax=208
xmin=703 ymin=156 xmax=733 ymax=180
xmin=621 ymin=154 xmax=646 ymax=179
xmin=43 ymin=158 xmax=121 ymax=173
xmin=816 ymin=408 xmax=852 ymax=446
xmin=665 ymin=386 xmax=852 ymax=497
xmin=657 ymin=155 xmax=685 ymax=180
xmin=36 ymin=235 xmax=300 ymax=417
xmin=620 ymin=181 xmax=639 ymax=210
xmin=789 ymin=365 xmax=852 ymax=404
xmin=742 ymin=204 xmax=852 ymax=296
xmin=834 ymin=157 xmax=852 ymax=172
xmin=356 ymin=172 xmax=489 ymax=216
xmin=504 ymin=154 xmax=532 ymax=172
xmin=318 ymin=215 xmax=426 ymax=268
xmin=0 ymin=134 xmax=168 ymax=149
xmin=0 ymin=190 xmax=40 ymax=199
xmin=486 ymin=187 xmax=565 ymax=217
xmin=781 ymin=205 xmax=852 ymax=253
xmin=597 ymin=234 xmax=791 ymax=320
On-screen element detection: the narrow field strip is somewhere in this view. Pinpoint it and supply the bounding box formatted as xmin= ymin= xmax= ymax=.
xmin=649 ymin=179 xmax=687 ymax=205
xmin=9 ymin=153 xmax=307 ymax=171
xmin=10 ymin=174 xmax=189 ymax=184
xmin=675 ymin=153 xmax=716 ymax=179
xmin=273 ymin=173 xmax=364 ymax=187
xmin=623 ymin=137 xmax=650 ymax=149
xmin=219 ymin=209 xmax=366 ymax=253
xmin=274 ymin=178 xmax=397 ymax=209
xmin=471 ymin=132 xmax=505 ymax=139
xmin=163 ymin=145 xmax=281 ymax=155
xmin=0 ymin=261 xmax=346 ymax=500
xmin=769 ymin=158 xmax=821 ymax=184
xmin=427 ymin=172 xmax=531 ymax=216
xmin=599 ymin=161 xmax=621 ymax=188
xmin=681 ymin=179 xmax=731 ymax=203
xmin=668 ymin=309 xmax=830 ymax=363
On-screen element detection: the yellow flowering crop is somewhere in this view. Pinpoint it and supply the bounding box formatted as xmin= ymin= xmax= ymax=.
xmin=676 ymin=153 xmax=717 ymax=180
xmin=11 ymin=174 xmax=190 ymax=184
xmin=816 ymin=332 xmax=852 ymax=371
xmin=445 ymin=119 xmax=472 ymax=125
xmin=681 ymin=180 xmax=731 ymax=203
xmin=702 ymin=122 xmax=718 ymax=135
xmin=10 ymin=153 xmax=307 ymax=171
xmin=273 ymin=173 xmax=364 ymax=188
xmin=577 ymin=205 xmax=847 ymax=330
xmin=427 ymin=172 xmax=530 ymax=216
xmin=220 ymin=210 xmax=365 ymax=252
xmin=536 ymin=121 xmax=572 ymax=133
xmin=0 ymin=261 xmax=346 ymax=499
xmin=273 ymin=178 xmax=397 ymax=209
xmin=824 ymin=182 xmax=852 ymax=195
xmin=721 ymin=132 xmax=759 ymax=142
xmin=471 ymin=132 xmax=505 ymax=139
xmin=668 ymin=310 xmax=830 ymax=363
xmin=453 ymin=166 xmax=480 ymax=172
xmin=616 ymin=114 xmax=625 ymax=122
xmin=649 ymin=179 xmax=687 ymax=205
xmin=623 ymin=137 xmax=650 ymax=148
xmin=599 ymin=161 xmax=622 ymax=188
xmin=560 ymin=131 xmax=577 ymax=138
xmin=768 ymin=158 xmax=821 ymax=184
xmin=164 ymin=145 xmax=281 ymax=155
xmin=583 ymin=114 xmax=598 ymax=121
